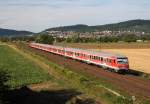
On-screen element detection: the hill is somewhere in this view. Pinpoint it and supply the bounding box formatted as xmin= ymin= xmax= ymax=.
xmin=0 ymin=28 xmax=33 ymax=37
xmin=45 ymin=19 xmax=150 ymax=32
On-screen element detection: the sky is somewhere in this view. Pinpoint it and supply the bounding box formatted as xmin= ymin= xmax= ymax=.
xmin=0 ymin=0 xmax=150 ymax=32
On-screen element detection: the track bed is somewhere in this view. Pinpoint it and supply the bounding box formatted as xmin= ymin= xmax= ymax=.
xmin=29 ymin=46 xmax=150 ymax=99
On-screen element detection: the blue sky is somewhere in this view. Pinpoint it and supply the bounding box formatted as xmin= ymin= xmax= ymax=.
xmin=0 ymin=0 xmax=150 ymax=32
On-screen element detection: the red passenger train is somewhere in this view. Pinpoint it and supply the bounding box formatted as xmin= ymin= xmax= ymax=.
xmin=29 ymin=43 xmax=129 ymax=72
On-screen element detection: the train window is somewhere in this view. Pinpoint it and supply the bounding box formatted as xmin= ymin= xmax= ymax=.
xmin=101 ymin=57 xmax=103 ymax=61
xmin=117 ymin=58 xmax=128 ymax=64
xmin=109 ymin=59 xmax=112 ymax=63
xmin=107 ymin=58 xmax=109 ymax=62
xmin=90 ymin=55 xmax=92 ymax=59
xmin=93 ymin=56 xmax=95 ymax=59
xmin=114 ymin=60 xmax=116 ymax=63
xmin=108 ymin=59 xmax=110 ymax=63
xmin=95 ymin=56 xmax=97 ymax=60
xmin=75 ymin=53 xmax=79 ymax=56
xmin=83 ymin=54 xmax=85 ymax=57
xmin=96 ymin=56 xmax=98 ymax=60
xmin=99 ymin=57 xmax=101 ymax=61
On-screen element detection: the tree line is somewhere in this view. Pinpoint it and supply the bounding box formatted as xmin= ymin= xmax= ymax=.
xmin=0 ymin=33 xmax=150 ymax=44
xmin=64 ymin=34 xmax=150 ymax=43
xmin=0 ymin=34 xmax=54 ymax=44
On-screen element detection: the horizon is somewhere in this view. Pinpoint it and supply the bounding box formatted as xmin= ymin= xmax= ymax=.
xmin=0 ymin=19 xmax=148 ymax=33
xmin=0 ymin=0 xmax=150 ymax=32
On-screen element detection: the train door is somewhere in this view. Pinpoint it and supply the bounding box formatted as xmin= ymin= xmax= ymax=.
xmin=111 ymin=59 xmax=117 ymax=68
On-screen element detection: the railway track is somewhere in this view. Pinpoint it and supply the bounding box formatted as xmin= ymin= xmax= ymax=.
xmin=29 ymin=46 xmax=150 ymax=99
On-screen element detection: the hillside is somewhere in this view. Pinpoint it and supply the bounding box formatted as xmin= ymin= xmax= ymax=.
xmin=45 ymin=19 xmax=150 ymax=32
xmin=0 ymin=28 xmax=33 ymax=37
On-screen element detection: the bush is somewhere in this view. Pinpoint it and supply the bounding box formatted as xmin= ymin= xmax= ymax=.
xmin=121 ymin=34 xmax=137 ymax=42
xmin=35 ymin=34 xmax=54 ymax=44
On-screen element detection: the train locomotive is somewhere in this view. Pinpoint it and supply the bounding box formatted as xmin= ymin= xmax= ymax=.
xmin=29 ymin=43 xmax=129 ymax=73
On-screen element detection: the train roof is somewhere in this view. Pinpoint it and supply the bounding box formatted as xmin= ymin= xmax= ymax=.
xmin=65 ymin=47 xmax=126 ymax=58
xmin=32 ymin=43 xmax=127 ymax=58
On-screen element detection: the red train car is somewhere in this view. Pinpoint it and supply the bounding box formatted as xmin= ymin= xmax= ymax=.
xmin=29 ymin=43 xmax=129 ymax=72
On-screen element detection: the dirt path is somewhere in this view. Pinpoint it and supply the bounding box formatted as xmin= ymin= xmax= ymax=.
xmin=29 ymin=46 xmax=150 ymax=99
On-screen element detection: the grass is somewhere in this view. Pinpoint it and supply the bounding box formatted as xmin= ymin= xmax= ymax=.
xmin=0 ymin=45 xmax=51 ymax=88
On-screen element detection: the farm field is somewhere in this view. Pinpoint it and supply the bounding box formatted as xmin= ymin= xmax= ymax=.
xmin=56 ymin=42 xmax=150 ymax=49
xmin=0 ymin=44 xmax=51 ymax=88
xmin=101 ymin=49 xmax=150 ymax=74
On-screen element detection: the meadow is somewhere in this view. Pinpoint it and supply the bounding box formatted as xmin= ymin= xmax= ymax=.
xmin=0 ymin=45 xmax=50 ymax=88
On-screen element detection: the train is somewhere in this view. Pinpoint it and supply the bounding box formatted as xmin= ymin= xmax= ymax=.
xmin=29 ymin=43 xmax=129 ymax=73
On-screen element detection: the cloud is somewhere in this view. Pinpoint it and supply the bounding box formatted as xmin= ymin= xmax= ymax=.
xmin=0 ymin=0 xmax=111 ymax=8
xmin=0 ymin=0 xmax=150 ymax=32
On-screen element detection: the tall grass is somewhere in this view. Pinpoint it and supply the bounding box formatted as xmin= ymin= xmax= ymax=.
xmin=0 ymin=45 xmax=51 ymax=88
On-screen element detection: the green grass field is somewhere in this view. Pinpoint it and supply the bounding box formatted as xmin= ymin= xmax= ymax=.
xmin=0 ymin=45 xmax=51 ymax=88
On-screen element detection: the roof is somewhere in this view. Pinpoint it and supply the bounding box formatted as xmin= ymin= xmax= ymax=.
xmin=65 ymin=47 xmax=126 ymax=58
xmin=32 ymin=43 xmax=127 ymax=58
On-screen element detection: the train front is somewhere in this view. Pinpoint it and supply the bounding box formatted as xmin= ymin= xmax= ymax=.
xmin=116 ymin=57 xmax=129 ymax=73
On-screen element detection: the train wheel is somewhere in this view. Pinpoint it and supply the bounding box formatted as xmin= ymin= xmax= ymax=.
xmin=114 ymin=69 xmax=119 ymax=73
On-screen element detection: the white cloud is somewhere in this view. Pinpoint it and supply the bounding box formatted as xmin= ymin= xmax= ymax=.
xmin=0 ymin=0 xmax=150 ymax=32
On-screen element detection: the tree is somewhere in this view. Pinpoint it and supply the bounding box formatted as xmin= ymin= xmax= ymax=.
xmin=0 ymin=37 xmax=9 ymax=42
xmin=35 ymin=34 xmax=54 ymax=44
xmin=71 ymin=34 xmax=80 ymax=43
xmin=65 ymin=38 xmax=72 ymax=43
xmin=122 ymin=34 xmax=137 ymax=42
xmin=141 ymin=34 xmax=150 ymax=41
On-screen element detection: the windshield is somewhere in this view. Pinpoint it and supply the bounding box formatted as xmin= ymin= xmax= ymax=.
xmin=117 ymin=58 xmax=128 ymax=64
